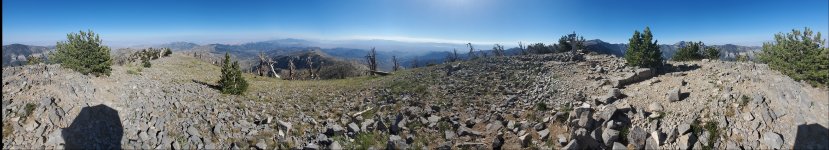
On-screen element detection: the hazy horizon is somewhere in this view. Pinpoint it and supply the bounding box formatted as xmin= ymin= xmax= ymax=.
xmin=3 ymin=0 xmax=827 ymax=48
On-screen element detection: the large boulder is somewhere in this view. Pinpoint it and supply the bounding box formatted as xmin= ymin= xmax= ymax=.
xmin=626 ymin=127 xmax=647 ymax=149
xmin=614 ymin=68 xmax=655 ymax=87
xmin=602 ymin=128 xmax=620 ymax=147
xmin=387 ymin=135 xmax=408 ymax=150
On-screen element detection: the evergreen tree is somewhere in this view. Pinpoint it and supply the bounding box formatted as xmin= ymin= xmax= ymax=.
xmin=218 ymin=53 xmax=249 ymax=95
xmin=53 ymin=30 xmax=112 ymax=76
xmin=703 ymin=47 xmax=720 ymax=60
xmin=625 ymin=27 xmax=663 ymax=68
xmin=673 ymin=41 xmax=703 ymax=61
xmin=758 ymin=27 xmax=828 ymax=87
xmin=163 ymin=48 xmax=172 ymax=57
xmin=557 ymin=32 xmax=586 ymax=52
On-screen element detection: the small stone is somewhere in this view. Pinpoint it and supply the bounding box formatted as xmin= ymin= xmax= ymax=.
xmin=678 ymin=133 xmax=696 ymax=150
xmin=762 ymin=132 xmax=784 ymax=149
xmin=519 ymin=134 xmax=531 ymax=147
xmin=187 ymin=126 xmax=201 ymax=137
xmin=304 ymin=143 xmax=320 ymax=150
xmin=678 ymin=123 xmax=691 ymax=134
xmin=330 ymin=141 xmax=343 ymax=150
xmin=626 ymin=127 xmax=647 ymax=149
xmin=277 ymin=120 xmax=292 ymax=133
xmin=539 ymin=129 xmax=550 ymax=140
xmin=743 ymin=112 xmax=754 ymax=121
xmin=665 ymin=127 xmax=678 ymax=144
xmin=347 ymin=122 xmax=360 ymax=133
xmin=612 ymin=142 xmax=626 ymax=150
xmin=444 ymin=130 xmax=456 ymax=140
xmin=603 ymin=128 xmax=620 ymax=147
xmin=668 ymin=88 xmax=681 ymax=102
xmin=255 ymin=139 xmax=267 ymax=150
xmin=562 ymin=139 xmax=579 ymax=150
xmin=648 ymin=102 xmax=663 ymax=112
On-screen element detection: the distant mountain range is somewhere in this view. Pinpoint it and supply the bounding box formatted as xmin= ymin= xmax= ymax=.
xmin=582 ymin=39 xmax=762 ymax=60
xmin=2 ymin=38 xmax=763 ymax=68
xmin=2 ymin=44 xmax=53 ymax=67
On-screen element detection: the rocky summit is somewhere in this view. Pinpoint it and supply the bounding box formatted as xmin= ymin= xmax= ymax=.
xmin=2 ymin=52 xmax=827 ymax=149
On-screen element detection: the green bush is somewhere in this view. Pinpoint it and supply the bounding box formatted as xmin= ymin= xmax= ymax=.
xmin=218 ymin=53 xmax=248 ymax=95
xmin=757 ymin=27 xmax=829 ymax=87
xmin=163 ymin=48 xmax=172 ymax=57
xmin=142 ymin=59 xmax=152 ymax=68
xmin=52 ymin=30 xmax=112 ymax=76
xmin=625 ymin=27 xmax=663 ymax=68
xmin=26 ymin=55 xmax=42 ymax=65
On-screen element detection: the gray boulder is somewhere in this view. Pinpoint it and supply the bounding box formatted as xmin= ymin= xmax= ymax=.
xmin=626 ymin=127 xmax=647 ymax=149
xmin=562 ymin=139 xmax=579 ymax=150
xmin=387 ymin=135 xmax=408 ymax=150
xmin=762 ymin=132 xmax=784 ymax=149
xmin=668 ymin=88 xmax=681 ymax=102
xmin=347 ymin=122 xmax=361 ymax=133
xmin=648 ymin=102 xmax=663 ymax=112
xmin=602 ymin=128 xmax=620 ymax=147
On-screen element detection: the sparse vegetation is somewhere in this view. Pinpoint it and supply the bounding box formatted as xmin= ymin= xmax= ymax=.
xmin=351 ymin=131 xmax=388 ymax=149
xmin=52 ymin=30 xmax=113 ymax=76
xmin=735 ymin=54 xmax=750 ymax=62
xmin=218 ymin=53 xmax=248 ymax=95
xmin=23 ymin=103 xmax=37 ymax=118
xmin=26 ymin=55 xmax=42 ymax=65
xmin=757 ymin=27 xmax=829 ymax=87
xmin=625 ymin=27 xmax=663 ymax=68
xmin=535 ymin=102 xmax=548 ymax=111
xmin=619 ymin=125 xmax=630 ymax=144
xmin=702 ymin=121 xmax=720 ymax=150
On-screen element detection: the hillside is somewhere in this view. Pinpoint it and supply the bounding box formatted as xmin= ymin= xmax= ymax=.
xmin=1 ymin=44 xmax=53 ymax=67
xmin=2 ymin=52 xmax=826 ymax=149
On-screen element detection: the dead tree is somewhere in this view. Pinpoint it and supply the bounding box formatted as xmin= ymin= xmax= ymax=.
xmin=268 ymin=59 xmax=279 ymax=78
xmin=412 ymin=56 xmax=419 ymax=68
xmin=392 ymin=56 xmax=400 ymax=71
xmin=306 ymin=56 xmax=315 ymax=79
xmin=288 ymin=57 xmax=296 ymax=80
xmin=447 ymin=49 xmax=460 ymax=63
xmin=365 ymin=47 xmax=378 ymax=75
xmin=467 ymin=43 xmax=477 ymax=60
xmin=493 ymin=44 xmax=505 ymax=57
xmin=518 ymin=42 xmax=527 ymax=55
xmin=257 ymin=52 xmax=266 ymax=76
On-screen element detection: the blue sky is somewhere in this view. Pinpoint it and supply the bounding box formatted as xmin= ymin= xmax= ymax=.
xmin=3 ymin=0 xmax=827 ymax=47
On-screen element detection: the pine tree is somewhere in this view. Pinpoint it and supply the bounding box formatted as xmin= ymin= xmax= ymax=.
xmin=218 ymin=53 xmax=248 ymax=95
xmin=703 ymin=47 xmax=720 ymax=60
xmin=673 ymin=41 xmax=703 ymax=61
xmin=758 ymin=27 xmax=828 ymax=87
xmin=625 ymin=27 xmax=663 ymax=68
xmin=53 ymin=30 xmax=112 ymax=76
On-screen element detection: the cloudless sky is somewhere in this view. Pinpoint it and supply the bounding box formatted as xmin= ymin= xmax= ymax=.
xmin=3 ymin=0 xmax=827 ymax=47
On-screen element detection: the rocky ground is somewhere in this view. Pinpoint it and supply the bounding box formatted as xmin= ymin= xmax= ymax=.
xmin=2 ymin=52 xmax=827 ymax=149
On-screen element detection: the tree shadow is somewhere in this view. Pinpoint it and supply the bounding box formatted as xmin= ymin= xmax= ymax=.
xmin=61 ymin=104 xmax=123 ymax=149
xmin=192 ymin=79 xmax=220 ymax=90
xmin=794 ymin=123 xmax=829 ymax=149
xmin=656 ymin=63 xmax=701 ymax=76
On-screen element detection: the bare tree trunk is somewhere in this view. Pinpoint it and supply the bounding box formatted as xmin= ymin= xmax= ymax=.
xmin=365 ymin=47 xmax=377 ymax=75
xmin=392 ymin=56 xmax=400 ymax=71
